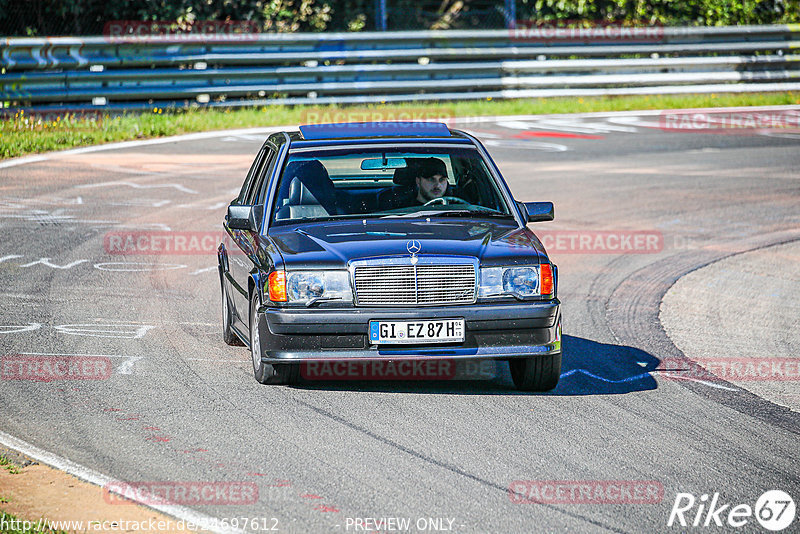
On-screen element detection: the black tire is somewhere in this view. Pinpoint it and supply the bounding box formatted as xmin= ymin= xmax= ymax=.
xmin=220 ymin=274 xmax=244 ymax=346
xmin=250 ymin=293 xmax=299 ymax=385
xmin=509 ymin=352 xmax=562 ymax=392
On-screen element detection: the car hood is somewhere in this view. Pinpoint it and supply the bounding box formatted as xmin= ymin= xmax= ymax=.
xmin=268 ymin=218 xmax=547 ymax=269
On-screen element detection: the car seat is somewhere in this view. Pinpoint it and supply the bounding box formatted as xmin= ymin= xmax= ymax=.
xmin=275 ymin=160 xmax=342 ymax=220
xmin=376 ymin=158 xmax=423 ymax=210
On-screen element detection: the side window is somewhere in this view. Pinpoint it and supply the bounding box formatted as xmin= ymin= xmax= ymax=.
xmin=238 ymin=148 xmax=266 ymax=205
xmin=453 ymin=155 xmax=503 ymax=211
xmin=255 ymin=147 xmax=280 ymax=205
xmin=244 ymin=148 xmax=274 ymax=205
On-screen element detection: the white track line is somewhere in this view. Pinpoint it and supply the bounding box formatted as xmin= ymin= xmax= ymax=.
xmin=450 ymin=104 xmax=800 ymax=124
xmin=0 ymin=430 xmax=244 ymax=534
xmin=0 ymin=127 xmax=284 ymax=170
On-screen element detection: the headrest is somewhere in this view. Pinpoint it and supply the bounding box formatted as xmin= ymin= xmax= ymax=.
xmin=280 ymin=160 xmax=332 ymax=202
xmin=392 ymin=157 xmax=447 ymax=186
xmin=288 ymin=178 xmax=319 ymax=205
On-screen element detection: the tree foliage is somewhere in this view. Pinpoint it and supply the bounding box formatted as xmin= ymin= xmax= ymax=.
xmin=0 ymin=0 xmax=797 ymax=36
xmin=517 ymin=0 xmax=794 ymax=25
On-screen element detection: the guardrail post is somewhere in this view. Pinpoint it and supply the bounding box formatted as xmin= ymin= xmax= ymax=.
xmin=376 ymin=0 xmax=388 ymax=31
xmin=504 ymin=0 xmax=517 ymax=29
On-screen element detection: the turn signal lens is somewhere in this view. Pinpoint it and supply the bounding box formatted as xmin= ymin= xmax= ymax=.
xmin=268 ymin=270 xmax=287 ymax=302
xmin=540 ymin=263 xmax=554 ymax=296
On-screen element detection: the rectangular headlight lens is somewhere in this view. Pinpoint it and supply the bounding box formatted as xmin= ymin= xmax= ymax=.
xmin=503 ymin=267 xmax=539 ymax=296
xmin=478 ymin=267 xmax=505 ymax=298
xmin=286 ymin=271 xmax=353 ymax=304
xmin=479 ymin=265 xmax=542 ymax=299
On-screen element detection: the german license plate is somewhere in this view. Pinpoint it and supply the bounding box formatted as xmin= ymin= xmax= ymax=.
xmin=369 ymin=319 xmax=465 ymax=345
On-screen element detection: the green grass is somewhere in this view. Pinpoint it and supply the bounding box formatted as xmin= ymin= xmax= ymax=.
xmin=0 ymin=512 xmax=69 ymax=534
xmin=2 ymin=91 xmax=798 ymax=160
xmin=0 ymin=457 xmax=20 ymax=475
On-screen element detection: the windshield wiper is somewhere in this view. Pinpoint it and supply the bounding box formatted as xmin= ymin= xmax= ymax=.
xmin=380 ymin=209 xmax=512 ymax=219
xmin=305 ymin=296 xmax=344 ymax=307
xmin=430 ymin=210 xmax=513 ymax=219
xmin=485 ymin=291 xmax=528 ymax=301
xmin=378 ymin=211 xmax=439 ymax=218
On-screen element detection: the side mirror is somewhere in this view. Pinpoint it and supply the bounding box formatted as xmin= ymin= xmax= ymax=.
xmin=520 ymin=201 xmax=554 ymax=222
xmin=227 ymin=205 xmax=261 ymax=231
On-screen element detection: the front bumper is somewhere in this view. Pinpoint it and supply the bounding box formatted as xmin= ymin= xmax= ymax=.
xmin=254 ymin=300 xmax=561 ymax=363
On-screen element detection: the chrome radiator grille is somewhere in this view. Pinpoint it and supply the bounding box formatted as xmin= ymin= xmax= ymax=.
xmin=353 ymin=263 xmax=476 ymax=306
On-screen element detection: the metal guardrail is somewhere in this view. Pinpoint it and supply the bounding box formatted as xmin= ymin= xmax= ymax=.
xmin=2 ymin=24 xmax=799 ymax=111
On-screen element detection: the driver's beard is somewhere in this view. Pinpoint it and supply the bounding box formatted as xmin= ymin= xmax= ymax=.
xmin=419 ymin=187 xmax=446 ymax=203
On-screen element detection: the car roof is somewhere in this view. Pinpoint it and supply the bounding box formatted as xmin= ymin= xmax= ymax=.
xmin=299 ymin=121 xmax=451 ymax=139
xmin=283 ymin=122 xmax=473 ymax=148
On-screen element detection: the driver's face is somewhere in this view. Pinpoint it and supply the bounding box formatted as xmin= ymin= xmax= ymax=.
xmin=416 ymin=174 xmax=448 ymax=203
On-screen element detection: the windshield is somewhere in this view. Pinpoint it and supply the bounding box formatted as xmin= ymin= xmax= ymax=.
xmin=270 ymin=145 xmax=513 ymax=225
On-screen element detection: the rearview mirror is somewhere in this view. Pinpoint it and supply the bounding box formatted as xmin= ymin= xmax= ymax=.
xmin=520 ymin=201 xmax=554 ymax=222
xmin=361 ymin=157 xmax=407 ymax=170
xmin=227 ymin=205 xmax=260 ymax=231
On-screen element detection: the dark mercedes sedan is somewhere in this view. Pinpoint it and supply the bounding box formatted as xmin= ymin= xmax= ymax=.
xmin=218 ymin=122 xmax=561 ymax=391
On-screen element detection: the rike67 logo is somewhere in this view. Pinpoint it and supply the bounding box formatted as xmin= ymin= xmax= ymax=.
xmin=668 ymin=490 xmax=795 ymax=531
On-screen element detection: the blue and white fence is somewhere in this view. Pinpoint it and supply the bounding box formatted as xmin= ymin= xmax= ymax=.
xmin=1 ymin=24 xmax=799 ymax=111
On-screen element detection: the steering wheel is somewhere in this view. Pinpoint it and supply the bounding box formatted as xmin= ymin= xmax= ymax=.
xmin=422 ymin=196 xmax=469 ymax=207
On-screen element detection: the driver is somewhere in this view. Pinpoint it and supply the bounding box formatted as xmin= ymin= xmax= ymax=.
xmin=414 ymin=158 xmax=450 ymax=205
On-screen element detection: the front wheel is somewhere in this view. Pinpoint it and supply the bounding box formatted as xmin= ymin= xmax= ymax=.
xmin=509 ymin=352 xmax=562 ymax=392
xmin=250 ymin=293 xmax=299 ymax=385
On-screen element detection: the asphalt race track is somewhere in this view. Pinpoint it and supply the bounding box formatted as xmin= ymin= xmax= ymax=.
xmin=0 ymin=109 xmax=799 ymax=533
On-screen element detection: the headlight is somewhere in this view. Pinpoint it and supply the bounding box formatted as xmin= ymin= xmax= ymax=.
xmin=285 ymin=271 xmax=353 ymax=305
xmin=479 ymin=265 xmax=548 ymax=299
xmin=287 ymin=273 xmax=324 ymax=301
xmin=478 ymin=267 xmax=504 ymax=298
xmin=503 ymin=267 xmax=539 ymax=296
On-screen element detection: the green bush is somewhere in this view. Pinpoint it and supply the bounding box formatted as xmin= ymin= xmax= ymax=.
xmin=0 ymin=0 xmax=797 ymax=36
xmin=517 ymin=0 xmax=798 ymax=25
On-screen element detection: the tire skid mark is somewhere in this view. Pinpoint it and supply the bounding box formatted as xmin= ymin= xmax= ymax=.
xmin=312 ymin=504 xmax=340 ymax=513
xmin=605 ymin=231 xmax=800 ymax=435
xmin=53 ymin=386 xmax=347 ymax=520
xmin=296 ymin=399 xmax=627 ymax=533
